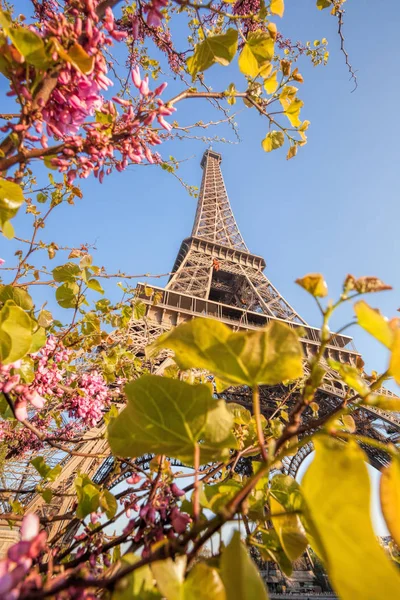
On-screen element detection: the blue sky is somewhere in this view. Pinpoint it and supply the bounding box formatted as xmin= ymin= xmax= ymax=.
xmin=2 ymin=0 xmax=399 ymax=534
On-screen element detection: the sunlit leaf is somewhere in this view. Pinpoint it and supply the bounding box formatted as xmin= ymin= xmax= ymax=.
xmin=270 ymin=474 xmax=307 ymax=561
xmin=263 ymin=70 xmax=278 ymax=94
xmin=380 ymin=457 xmax=400 ymax=547
xmin=389 ymin=329 xmax=400 ymax=385
xmin=87 ymin=278 xmax=104 ymax=294
xmin=270 ymin=0 xmax=284 ymax=17
xmin=151 ymin=557 xmax=186 ymax=600
xmin=113 ymin=554 xmax=161 ymax=599
xmin=261 ymin=131 xmax=284 ymax=152
xmin=75 ymin=473 xmax=100 ymax=519
xmin=0 ymin=178 xmax=24 ymax=232
xmin=107 ymin=375 xmax=237 ymax=464
xmin=328 ymin=359 xmax=370 ymax=397
xmin=259 ymin=529 xmax=292 ymax=576
xmin=187 ymin=29 xmax=238 ymax=77
xmin=184 ymin=563 xmax=226 ymax=599
xmin=55 ymin=282 xmax=79 ymax=309
xmin=238 ymin=31 xmax=274 ymax=78
xmin=295 ymin=273 xmax=327 ymax=297
xmin=0 ymin=300 xmax=33 ymax=364
xmin=148 ymin=318 xmax=303 ymax=387
xmin=52 ymin=262 xmax=81 ymax=283
xmin=0 ymin=285 xmax=33 ymax=310
xmin=354 ymin=301 xmax=394 ymax=349
xmin=302 ymin=436 xmax=400 ymax=599
xmin=220 ymin=531 xmax=269 ymax=599
xmin=31 ymin=456 xmax=61 ymax=482
xmin=284 ymin=98 xmax=303 ymax=127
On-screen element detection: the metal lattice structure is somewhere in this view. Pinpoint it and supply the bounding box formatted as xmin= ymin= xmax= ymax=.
xmin=1 ymin=149 xmax=399 ymax=563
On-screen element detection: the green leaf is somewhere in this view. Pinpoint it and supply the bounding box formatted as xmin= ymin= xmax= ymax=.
xmin=184 ymin=563 xmax=226 ymax=600
xmin=187 ymin=29 xmax=238 ymax=77
xmin=30 ymin=326 xmax=47 ymax=354
xmin=148 ymin=318 xmax=303 ymax=387
xmin=201 ymin=479 xmax=242 ymax=514
xmin=87 ymin=278 xmax=104 ymax=294
xmin=259 ymin=529 xmax=293 ymax=576
xmin=31 ymin=456 xmax=62 ymax=482
xmin=38 ymin=309 xmax=53 ymax=328
xmin=0 ymin=12 xmax=49 ymax=68
xmin=55 ymin=282 xmax=79 ymax=309
xmin=295 ymin=273 xmax=328 ymax=298
xmin=270 ymin=474 xmax=307 ymax=561
xmin=113 ymin=554 xmax=161 ymax=599
xmin=0 ymin=301 xmax=33 ymax=364
xmin=354 ymin=301 xmax=394 ymax=348
xmin=52 ymin=262 xmax=81 ymax=283
xmin=302 ymin=436 xmax=400 ymax=599
xmin=261 ymin=131 xmax=284 ymax=153
xmin=221 ymin=531 xmax=269 ymax=600
xmin=40 ymin=488 xmax=53 ymax=503
xmin=107 ymin=375 xmax=237 ymax=464
xmin=238 ymin=31 xmax=274 ymax=78
xmin=75 ymin=473 xmax=100 ymax=519
xmin=328 ymin=359 xmax=370 ymax=397
xmin=151 ymin=557 xmax=186 ymax=600
xmin=100 ymin=489 xmax=118 ymax=519
xmin=0 ymin=177 xmax=24 ymax=229
xmin=0 ymin=285 xmax=33 ymax=310
xmin=380 ymin=457 xmax=400 ymax=547
xmin=133 ymin=300 xmax=146 ymax=319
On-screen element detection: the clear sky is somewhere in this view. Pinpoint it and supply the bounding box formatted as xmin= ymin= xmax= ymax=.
xmin=2 ymin=0 xmax=399 ymax=535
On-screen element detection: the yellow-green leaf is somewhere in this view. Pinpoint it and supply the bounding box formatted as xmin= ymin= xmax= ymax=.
xmin=113 ymin=554 xmax=161 ymax=599
xmin=261 ymin=131 xmax=284 ymax=153
xmin=147 ymin=318 xmax=303 ymax=387
xmin=270 ymin=474 xmax=307 ymax=562
xmin=264 ymin=70 xmax=279 ymax=94
xmin=0 ymin=300 xmax=33 ymax=364
xmin=354 ymin=301 xmax=394 ymax=349
xmin=184 ymin=563 xmax=226 ymax=600
xmin=389 ymin=328 xmax=400 ymax=384
xmin=380 ymin=458 xmax=400 ymax=547
xmin=270 ymin=0 xmax=284 ymax=17
xmin=187 ymin=29 xmax=238 ymax=77
xmin=0 ymin=178 xmax=24 ymax=230
xmin=328 ymin=359 xmax=370 ymax=397
xmin=295 ymin=273 xmax=327 ymax=298
xmin=362 ymin=394 xmax=400 ymax=411
xmin=151 ymin=557 xmax=186 ymax=600
xmin=302 ymin=436 xmax=400 ymax=599
xmin=279 ymin=85 xmax=297 ymax=110
xmin=107 ymin=375 xmax=237 ymax=464
xmin=238 ymin=31 xmax=274 ymax=78
xmin=220 ymin=531 xmax=269 ymax=599
xmin=284 ymin=97 xmax=303 ymax=127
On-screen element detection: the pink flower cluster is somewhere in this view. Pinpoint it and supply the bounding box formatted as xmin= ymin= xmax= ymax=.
xmin=0 ymin=415 xmax=50 ymax=459
xmin=66 ymin=370 xmax=110 ymax=426
xmin=0 ymin=361 xmax=45 ymax=422
xmin=32 ymin=335 xmax=71 ymax=398
xmin=144 ymin=0 xmax=169 ymax=28
xmin=0 ymin=514 xmax=46 ymax=599
xmin=129 ymin=479 xmax=190 ymax=556
xmin=52 ymin=67 xmax=175 ymax=184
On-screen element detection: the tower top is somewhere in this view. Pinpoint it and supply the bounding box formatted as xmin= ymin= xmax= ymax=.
xmin=192 ymin=149 xmax=247 ymax=251
xmin=201 ymin=148 xmax=222 ymax=168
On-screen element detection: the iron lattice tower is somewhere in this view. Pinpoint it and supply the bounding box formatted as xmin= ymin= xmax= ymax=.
xmin=1 ymin=150 xmax=399 ymax=567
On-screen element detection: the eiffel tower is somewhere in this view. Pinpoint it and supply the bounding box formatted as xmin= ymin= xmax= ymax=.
xmin=1 ymin=149 xmax=399 ymax=572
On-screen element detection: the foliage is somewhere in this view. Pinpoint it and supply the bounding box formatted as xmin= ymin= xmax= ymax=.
xmin=0 ymin=1 xmax=398 ymax=599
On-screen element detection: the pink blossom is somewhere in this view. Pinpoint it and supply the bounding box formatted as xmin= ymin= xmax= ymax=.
xmin=0 ymin=258 xmax=5 ymax=266
xmin=20 ymin=514 xmax=39 ymax=542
